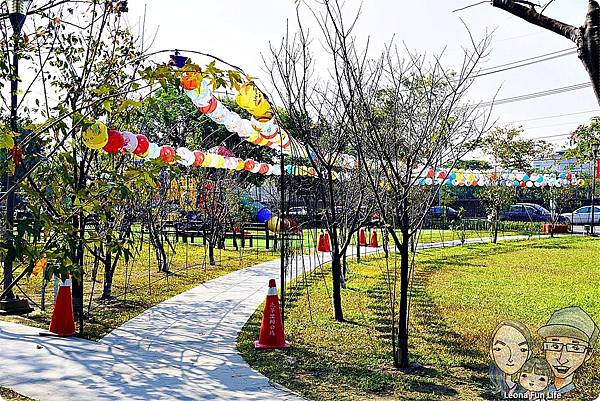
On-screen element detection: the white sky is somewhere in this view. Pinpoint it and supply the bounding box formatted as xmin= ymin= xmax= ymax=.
xmin=128 ymin=1 xmax=598 ymax=151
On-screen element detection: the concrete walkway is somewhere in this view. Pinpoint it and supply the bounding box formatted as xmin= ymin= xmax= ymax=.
xmin=0 ymin=235 xmax=529 ymax=401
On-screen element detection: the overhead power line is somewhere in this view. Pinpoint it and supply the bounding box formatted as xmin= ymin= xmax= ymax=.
xmin=478 ymin=82 xmax=592 ymax=108
xmin=473 ymin=49 xmax=577 ymax=78
xmin=508 ymin=109 xmax=600 ymax=123
xmin=478 ymin=47 xmax=576 ymax=73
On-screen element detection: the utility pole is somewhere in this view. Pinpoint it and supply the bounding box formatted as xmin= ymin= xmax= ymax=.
xmin=591 ymin=144 xmax=599 ymax=236
xmin=0 ymin=0 xmax=33 ymax=315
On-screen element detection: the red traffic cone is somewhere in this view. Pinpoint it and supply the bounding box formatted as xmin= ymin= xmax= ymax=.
xmin=254 ymin=279 xmax=290 ymax=350
xmin=323 ymin=231 xmax=331 ymax=252
xmin=370 ymin=229 xmax=379 ymax=247
xmin=359 ymin=228 xmax=367 ymax=246
xmin=317 ymin=232 xmax=325 ymax=252
xmin=317 ymin=231 xmax=331 ymax=252
xmin=41 ymin=279 xmax=76 ymax=337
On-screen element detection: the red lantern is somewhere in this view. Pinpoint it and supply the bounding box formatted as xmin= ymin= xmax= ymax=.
xmin=133 ymin=135 xmax=150 ymax=156
xmin=258 ymin=163 xmax=269 ymax=175
xmin=520 ymin=181 xmax=526 ymax=188
xmin=438 ymin=171 xmax=447 ymax=180
xmin=566 ymin=172 xmax=572 ymax=180
xmin=194 ymin=151 xmax=205 ymax=167
xmin=103 ymin=130 xmax=124 ymax=154
xmin=244 ymin=159 xmax=256 ymax=172
xmin=426 ymin=168 xmax=435 ymax=179
xmin=199 ymin=97 xmax=217 ymax=114
xmin=159 ymin=146 xmax=176 ymax=164
xmin=308 ymin=167 xmax=316 ymax=177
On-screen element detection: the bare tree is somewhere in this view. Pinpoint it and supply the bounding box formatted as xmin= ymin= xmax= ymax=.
xmin=265 ymin=16 xmax=373 ymax=322
xmin=297 ymin=0 xmax=494 ymax=368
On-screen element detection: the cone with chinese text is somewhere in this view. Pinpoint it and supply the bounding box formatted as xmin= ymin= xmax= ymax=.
xmin=317 ymin=231 xmax=331 ymax=252
xmin=41 ymin=279 xmax=76 ymax=337
xmin=359 ymin=228 xmax=367 ymax=246
xmin=254 ymin=279 xmax=290 ymax=349
xmin=369 ymin=229 xmax=379 ymax=247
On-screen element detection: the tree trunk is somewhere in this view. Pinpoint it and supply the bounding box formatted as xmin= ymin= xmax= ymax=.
xmin=492 ymin=0 xmax=600 ymax=105
xmin=396 ymin=227 xmax=411 ymax=369
xmin=331 ymin=254 xmax=344 ymax=321
xmin=101 ymin=246 xmax=113 ymax=300
xmin=208 ymin=243 xmax=215 ymax=266
xmin=493 ymin=209 xmax=499 ymax=244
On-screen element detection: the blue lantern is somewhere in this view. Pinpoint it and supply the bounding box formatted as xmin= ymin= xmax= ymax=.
xmin=256 ymin=207 xmax=273 ymax=223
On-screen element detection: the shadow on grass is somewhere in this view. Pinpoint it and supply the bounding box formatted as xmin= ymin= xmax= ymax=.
xmin=410 ymin=253 xmax=496 ymax=400
xmin=239 ymin=312 xmax=396 ymax=398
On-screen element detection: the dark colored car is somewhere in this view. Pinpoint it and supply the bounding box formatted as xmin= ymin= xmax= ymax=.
xmin=501 ymin=203 xmax=568 ymax=224
xmin=429 ymin=206 xmax=459 ymax=220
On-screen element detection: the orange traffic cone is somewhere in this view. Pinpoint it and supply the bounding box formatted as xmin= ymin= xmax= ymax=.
xmin=317 ymin=231 xmax=331 ymax=252
xmin=41 ymin=279 xmax=76 ymax=337
xmin=370 ymin=229 xmax=379 ymax=247
xmin=359 ymin=228 xmax=367 ymax=246
xmin=254 ymin=279 xmax=290 ymax=349
xmin=323 ymin=231 xmax=331 ymax=252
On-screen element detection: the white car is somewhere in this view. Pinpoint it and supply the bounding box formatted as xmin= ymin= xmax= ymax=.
xmin=288 ymin=207 xmax=308 ymax=216
xmin=561 ymin=206 xmax=600 ymax=224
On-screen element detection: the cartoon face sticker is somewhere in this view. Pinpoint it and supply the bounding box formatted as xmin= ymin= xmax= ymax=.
xmin=490 ymin=321 xmax=533 ymax=375
xmin=538 ymin=306 xmax=599 ymax=395
xmin=543 ymin=336 xmax=590 ymax=379
xmin=519 ymin=358 xmax=552 ymax=393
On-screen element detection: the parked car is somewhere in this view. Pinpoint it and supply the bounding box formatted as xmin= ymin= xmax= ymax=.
xmin=429 ymin=206 xmax=459 ymax=220
xmin=287 ymin=206 xmax=308 ymax=216
xmin=561 ymin=206 xmax=600 ymax=225
xmin=501 ymin=203 xmax=568 ymax=224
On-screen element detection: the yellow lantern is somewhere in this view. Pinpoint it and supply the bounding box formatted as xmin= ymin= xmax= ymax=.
xmin=214 ymin=155 xmax=225 ymax=169
xmin=267 ymin=216 xmax=282 ymax=233
xmin=82 ymin=121 xmax=108 ymax=150
xmin=235 ymin=82 xmax=272 ymax=118
xmin=236 ymin=158 xmax=245 ymax=171
xmin=201 ymin=154 xmax=213 ymax=168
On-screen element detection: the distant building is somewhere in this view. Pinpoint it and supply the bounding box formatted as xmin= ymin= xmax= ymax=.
xmin=532 ymin=151 xmax=593 ymax=174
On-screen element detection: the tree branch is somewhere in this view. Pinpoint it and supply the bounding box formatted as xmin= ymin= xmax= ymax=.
xmin=492 ymin=0 xmax=580 ymax=43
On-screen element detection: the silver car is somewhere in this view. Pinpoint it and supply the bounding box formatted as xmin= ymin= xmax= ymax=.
xmin=561 ymin=206 xmax=600 ymax=224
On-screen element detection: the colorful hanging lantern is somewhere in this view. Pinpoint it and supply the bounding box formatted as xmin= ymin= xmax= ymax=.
xmin=258 ymin=163 xmax=270 ymax=175
xmin=122 ymin=131 xmax=138 ymax=153
xmin=201 ymin=154 xmax=213 ymax=168
xmin=235 ymin=82 xmax=272 ymax=118
xmin=159 ymin=145 xmax=176 ymax=164
xmin=176 ymin=147 xmax=195 ymax=167
xmin=193 ymin=151 xmax=205 ymax=167
xmin=170 ymin=54 xmax=189 ymax=68
xmin=103 ymin=130 xmax=124 ymax=154
xmin=180 ymin=72 xmax=201 ymax=91
xmin=199 ymin=96 xmax=217 ymax=114
xmin=244 ymin=159 xmax=256 ymax=172
xmin=146 ymin=143 xmax=160 ymax=159
xmin=256 ymin=207 xmax=273 ymax=224
xmin=214 ymin=155 xmax=226 ymax=169
xmin=82 ymin=121 xmax=108 ymax=150
xmin=133 ymin=135 xmax=150 ymax=156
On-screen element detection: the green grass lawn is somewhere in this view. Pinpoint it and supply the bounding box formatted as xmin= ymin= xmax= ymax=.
xmin=238 ymin=236 xmax=600 ymax=401
xmin=0 ymin=387 xmax=33 ymax=401
xmin=1 ymin=242 xmax=277 ymax=341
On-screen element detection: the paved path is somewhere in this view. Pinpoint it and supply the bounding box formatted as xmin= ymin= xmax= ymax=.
xmin=0 ymin=235 xmax=530 ymax=401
